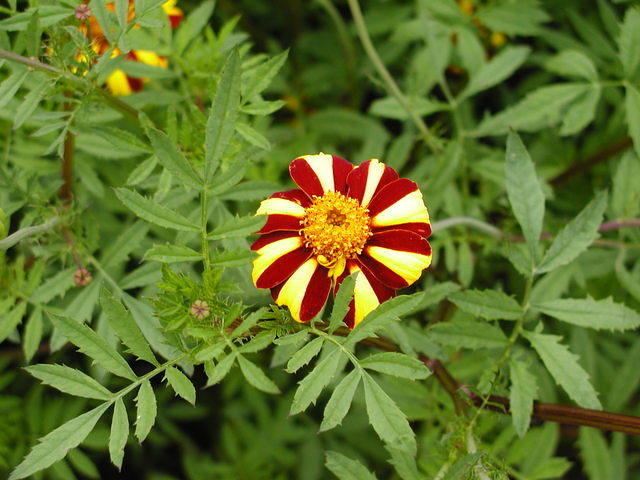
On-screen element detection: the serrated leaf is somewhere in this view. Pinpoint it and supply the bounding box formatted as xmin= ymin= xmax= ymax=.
xmin=9 ymin=403 xmax=109 ymax=480
xmin=109 ymin=399 xmax=129 ymax=470
xmin=559 ymin=86 xmax=600 ymax=136
xmin=115 ymin=188 xmax=199 ymax=232
xmin=611 ymin=151 xmax=640 ymax=220
xmin=237 ymin=330 xmax=275 ymax=353
xmin=524 ymin=331 xmax=601 ymax=409
xmin=534 ymin=297 xmax=640 ymax=331
xmin=242 ymin=50 xmax=288 ymax=100
xmin=286 ymin=336 xmax=324 ymax=373
xmin=14 ymin=79 xmax=51 ymax=129
xmin=0 ymin=301 xmax=26 ymax=343
xmin=165 ymin=366 xmax=196 ymax=404
xmin=449 ymin=289 xmax=523 ymax=320
xmin=205 ymin=49 xmax=240 ymax=182
xmin=320 ymin=369 xmax=361 ymax=432
xmin=147 ymin=128 xmax=202 ymax=188
xmin=30 ymin=268 xmax=76 ymax=303
xmin=23 ymin=308 xmax=43 ymax=362
xmin=26 ymin=364 xmax=112 ymax=400
xmin=290 ymin=346 xmax=341 ymax=415
xmin=209 ymin=156 xmax=249 ymax=195
xmin=536 ymin=191 xmax=607 ymax=274
xmin=325 ymin=451 xmax=378 ymax=480
xmin=0 ymin=69 xmax=29 ymax=109
xmin=429 ymin=318 xmax=509 ymax=349
xmin=618 ymin=8 xmax=640 ymax=81
xmin=50 ymin=314 xmax=136 ymax=380
xmin=509 ymin=357 xmax=537 ymax=437
xmin=329 ymin=274 xmax=356 ymax=333
xmin=506 ymin=131 xmax=545 ymax=258
xmin=440 ymin=453 xmax=484 ymax=480
xmin=545 ymin=50 xmax=598 ymax=81
xmin=126 ymin=155 xmax=157 ymax=186
xmin=360 ymin=352 xmax=430 ymax=380
xmin=362 ymin=373 xmax=416 ymax=455
xmin=174 ymin=0 xmax=215 ymax=53
xmin=462 ymin=46 xmax=530 ymax=98
xmin=205 ymin=352 xmax=237 ymax=386
xmin=235 ymin=122 xmax=271 ymax=150
xmin=144 ymin=244 xmax=202 ymax=263
xmin=231 ymin=307 xmax=268 ymax=338
xmin=237 ymin=355 xmax=280 ymax=394
xmin=579 ymin=428 xmax=613 ymax=480
xmin=135 ymin=380 xmax=156 ymax=443
xmin=625 ymin=86 xmax=640 ymax=158
xmin=100 ymin=291 xmax=157 ymax=365
xmin=208 ymin=215 xmax=265 ymax=240
xmin=210 ymin=248 xmax=254 ymax=267
xmin=347 ymin=292 xmax=424 ymax=346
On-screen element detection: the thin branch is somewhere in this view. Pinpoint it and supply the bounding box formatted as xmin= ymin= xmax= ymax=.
xmin=345 ymin=0 xmax=441 ymax=154
xmin=0 ymin=217 xmax=60 ymax=250
xmin=550 ymin=136 xmax=632 ymax=187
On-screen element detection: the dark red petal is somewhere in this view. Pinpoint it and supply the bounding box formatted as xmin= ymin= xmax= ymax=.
xmin=357 ymin=254 xmax=408 ymax=289
xmin=289 ymin=154 xmax=354 ymax=197
xmin=367 ymin=178 xmax=419 ymax=217
xmin=347 ymin=159 xmax=399 ymax=205
xmin=344 ymin=262 xmax=395 ymax=329
xmin=372 ymin=222 xmax=432 ymax=239
xmin=250 ymin=231 xmax=300 ymax=251
xmin=255 ymin=248 xmax=313 ymax=289
xmin=257 ymin=214 xmax=302 ymax=234
xmin=332 ymin=155 xmax=354 ymax=194
xmin=270 ymin=188 xmax=312 ymax=208
xmin=298 ymin=265 xmax=332 ymax=322
xmin=367 ymin=229 xmax=432 ymax=255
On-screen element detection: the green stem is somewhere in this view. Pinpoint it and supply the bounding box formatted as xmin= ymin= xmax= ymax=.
xmin=112 ymin=352 xmax=189 ymax=400
xmin=345 ymin=0 xmax=441 ymax=154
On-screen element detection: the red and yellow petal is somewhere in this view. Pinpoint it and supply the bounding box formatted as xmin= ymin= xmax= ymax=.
xmin=367 ymin=178 xmax=431 ymax=237
xmin=162 ymin=0 xmax=183 ymax=27
xmin=271 ymin=258 xmax=332 ymax=323
xmin=335 ymin=262 xmax=395 ymax=328
xmin=359 ymin=229 xmax=432 ymax=289
xmin=256 ymin=189 xmax=310 ymax=234
xmin=289 ymin=153 xmax=354 ymax=197
xmin=346 ymin=158 xmax=399 ymax=207
xmin=251 ymin=233 xmax=312 ymax=289
xmin=106 ymin=69 xmax=134 ymax=96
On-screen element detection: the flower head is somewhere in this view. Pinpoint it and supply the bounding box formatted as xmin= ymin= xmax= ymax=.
xmin=190 ymin=300 xmax=210 ymax=320
xmin=75 ymin=3 xmax=91 ymax=21
xmin=252 ymin=154 xmax=432 ymax=328
xmin=73 ymin=268 xmax=92 ymax=286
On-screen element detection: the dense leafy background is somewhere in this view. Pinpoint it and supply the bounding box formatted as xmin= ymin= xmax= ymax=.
xmin=1 ymin=0 xmax=640 ymax=479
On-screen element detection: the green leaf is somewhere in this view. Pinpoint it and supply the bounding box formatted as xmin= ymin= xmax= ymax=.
xmin=362 ymin=373 xmax=416 ymax=455
xmin=165 ymin=366 xmax=196 ymax=405
xmin=0 ymin=301 xmax=26 ymax=343
xmin=9 ymin=403 xmax=110 ymax=480
xmin=210 ymin=248 xmax=254 ymax=267
xmin=217 ymin=180 xmax=279 ymax=201
xmin=440 ymin=453 xmax=484 ymax=480
xmin=23 ymin=308 xmax=43 ymax=363
xmin=533 ymin=297 xmax=640 ymax=331
xmin=535 ymin=191 xmax=607 ymax=274
xmin=524 ymin=331 xmax=601 ymax=409
xmin=238 ymin=355 xmax=281 ymax=394
xmin=476 ymin=1 xmax=549 ymax=35
xmin=242 ymin=50 xmax=288 ymax=100
xmin=360 ymin=352 xmax=430 ymax=380
xmin=559 ymin=86 xmax=600 ymax=136
xmin=545 ymin=50 xmax=598 ymax=81
xmin=579 ymin=427 xmax=613 ymax=480
xmin=14 ymin=78 xmax=51 ymax=129
xmin=320 ymin=369 xmax=361 ymax=432
xmin=31 ymin=267 xmax=76 ymax=303
xmin=505 ymin=131 xmax=545 ymax=258
xmin=0 ymin=69 xmax=29 ymax=109
xmin=26 ymin=364 xmax=112 ymax=400
xmin=611 ymin=151 xmax=640 ymax=219
xmin=286 ymin=336 xmax=324 ymax=373
xmin=325 ymin=451 xmax=378 ymax=480
xmin=429 ymin=318 xmax=509 ymax=349
xmin=241 ymin=99 xmax=286 ymax=116
xmin=109 ymin=399 xmax=129 ymax=470
xmin=209 ymin=156 xmax=249 ymax=195
xmin=235 ymin=122 xmax=271 ymax=150
xmin=625 ymin=85 xmax=640 ymax=158
xmin=205 ymin=352 xmax=237 ymax=386
xmin=462 ymin=46 xmax=530 ymax=98
xmin=347 ymin=292 xmax=423 ymax=346
xmin=50 ymin=314 xmax=137 ymax=380
xmin=100 ymin=291 xmax=157 ymax=365
xmin=174 ymin=0 xmax=215 ymax=53
xmin=449 ymin=289 xmax=523 ymax=320
xmin=208 ymin=215 xmax=265 ymax=240
xmin=290 ymin=346 xmax=341 ymax=415
xmin=147 ymin=128 xmax=202 ymax=188
xmin=231 ymin=307 xmax=268 ymax=338
xmin=144 ymin=244 xmax=202 ymax=263
xmin=205 ymin=49 xmax=240 ymax=182
xmin=329 ymin=274 xmax=356 ymax=333
xmin=237 ymin=330 xmax=274 ymax=353
xmin=115 ymin=188 xmax=199 ymax=232
xmin=618 ymin=8 xmax=640 ymax=81
xmin=606 ymin=337 xmax=640 ymax=411
xmin=135 ymin=380 xmax=157 ymax=443
xmin=509 ymin=357 xmax=537 ymax=437
xmin=126 ymin=155 xmax=157 ymax=186
xmin=90 ymin=126 xmax=151 ymax=154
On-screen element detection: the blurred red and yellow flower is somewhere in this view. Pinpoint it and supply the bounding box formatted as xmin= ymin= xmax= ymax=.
xmin=78 ymin=0 xmax=183 ymax=96
xmin=252 ymin=154 xmax=432 ymax=328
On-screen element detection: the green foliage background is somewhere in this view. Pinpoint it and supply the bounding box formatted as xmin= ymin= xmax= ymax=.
xmin=1 ymin=0 xmax=640 ymax=478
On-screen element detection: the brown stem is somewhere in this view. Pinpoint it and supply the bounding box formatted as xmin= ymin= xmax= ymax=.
xmin=599 ymin=219 xmax=640 ymax=232
xmin=550 ymin=137 xmax=633 ymax=187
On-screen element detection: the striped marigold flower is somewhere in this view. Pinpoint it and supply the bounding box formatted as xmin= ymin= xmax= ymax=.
xmin=252 ymin=154 xmax=432 ymax=328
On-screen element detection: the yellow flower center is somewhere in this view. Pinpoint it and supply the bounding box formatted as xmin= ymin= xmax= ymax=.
xmin=301 ymin=191 xmax=371 ymax=278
